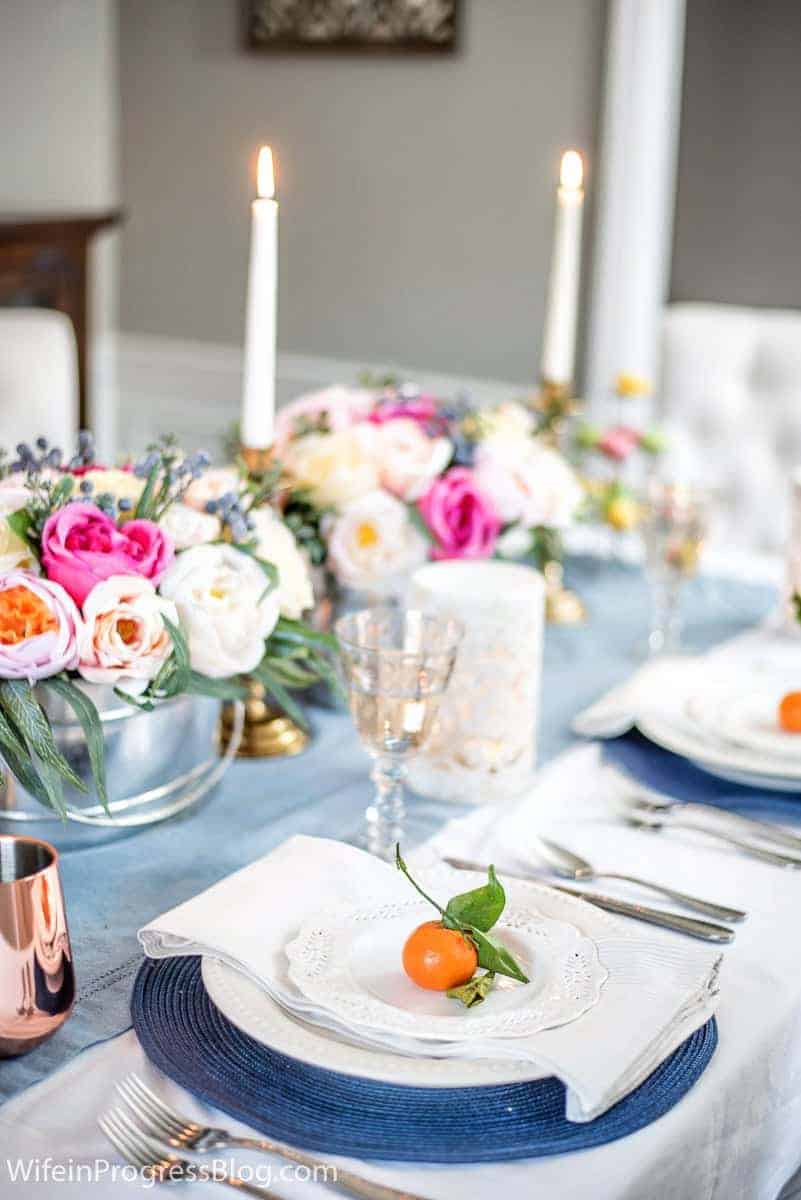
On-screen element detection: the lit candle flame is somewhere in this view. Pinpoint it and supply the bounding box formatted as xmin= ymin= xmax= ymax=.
xmin=559 ymin=150 xmax=583 ymax=192
xmin=257 ymin=146 xmax=275 ymax=199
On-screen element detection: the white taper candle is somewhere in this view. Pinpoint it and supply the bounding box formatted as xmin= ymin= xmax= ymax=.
xmin=241 ymin=146 xmax=278 ymax=448
xmin=541 ymin=150 xmax=585 ymax=387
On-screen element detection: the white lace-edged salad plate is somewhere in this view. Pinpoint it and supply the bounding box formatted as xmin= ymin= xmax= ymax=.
xmin=284 ymin=897 xmax=607 ymax=1042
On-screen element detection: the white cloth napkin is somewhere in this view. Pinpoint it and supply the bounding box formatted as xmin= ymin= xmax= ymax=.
xmin=139 ymin=809 xmax=721 ymax=1122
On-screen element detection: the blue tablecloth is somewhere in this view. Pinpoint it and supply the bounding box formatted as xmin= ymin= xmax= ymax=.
xmin=0 ymin=559 xmax=776 ymax=1104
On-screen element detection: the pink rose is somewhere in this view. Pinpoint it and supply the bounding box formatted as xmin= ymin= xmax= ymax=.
xmin=41 ymin=502 xmax=174 ymax=607
xmin=598 ymin=425 xmax=641 ymax=462
xmin=369 ymin=393 xmax=440 ymax=429
xmin=0 ymin=571 xmax=81 ymax=681
xmin=418 ymin=468 xmax=501 ymax=560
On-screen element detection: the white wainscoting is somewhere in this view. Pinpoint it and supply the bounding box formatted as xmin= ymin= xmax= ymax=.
xmin=109 ymin=332 xmax=526 ymax=457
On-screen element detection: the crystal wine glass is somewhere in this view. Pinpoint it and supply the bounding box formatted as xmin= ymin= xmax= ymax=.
xmin=641 ymin=480 xmax=710 ymax=655
xmin=335 ymin=607 xmax=463 ymax=860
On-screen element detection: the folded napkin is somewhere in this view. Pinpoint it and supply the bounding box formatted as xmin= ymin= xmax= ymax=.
xmin=139 ymin=820 xmax=720 ymax=1123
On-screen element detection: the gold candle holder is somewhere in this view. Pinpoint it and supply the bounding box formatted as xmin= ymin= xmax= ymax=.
xmin=219 ymin=681 xmax=308 ymax=759
xmin=231 ymin=441 xmax=311 ymax=756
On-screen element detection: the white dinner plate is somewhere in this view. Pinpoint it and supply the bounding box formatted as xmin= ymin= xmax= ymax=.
xmin=686 ymin=689 xmax=801 ymax=761
xmin=637 ymin=700 xmax=801 ymax=792
xmin=201 ymin=955 xmax=548 ymax=1088
xmin=285 ymin=897 xmax=607 ymax=1042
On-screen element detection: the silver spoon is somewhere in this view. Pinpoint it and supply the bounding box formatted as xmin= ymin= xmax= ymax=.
xmin=532 ymin=835 xmax=747 ymax=922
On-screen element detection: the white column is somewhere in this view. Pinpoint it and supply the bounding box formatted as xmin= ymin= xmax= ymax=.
xmin=584 ymin=0 xmax=686 ymax=415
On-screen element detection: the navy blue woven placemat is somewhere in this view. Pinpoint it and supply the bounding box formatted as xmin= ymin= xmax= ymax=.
xmin=605 ymin=731 xmax=801 ymax=822
xmin=132 ymin=956 xmax=717 ymax=1162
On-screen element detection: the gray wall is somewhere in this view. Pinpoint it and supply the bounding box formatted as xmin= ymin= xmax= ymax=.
xmin=118 ymin=0 xmax=606 ymax=383
xmin=672 ymin=0 xmax=801 ymax=310
xmin=0 ymin=0 xmax=119 ymax=336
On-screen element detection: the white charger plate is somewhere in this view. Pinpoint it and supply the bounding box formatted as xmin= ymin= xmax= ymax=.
xmin=285 ymin=897 xmax=607 ymax=1042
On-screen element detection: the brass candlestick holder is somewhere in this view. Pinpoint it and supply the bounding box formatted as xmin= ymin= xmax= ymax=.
xmin=528 ymin=378 xmax=586 ymax=625
xmin=219 ymin=681 xmax=308 ymax=758
xmin=221 ymin=441 xmax=311 ymax=757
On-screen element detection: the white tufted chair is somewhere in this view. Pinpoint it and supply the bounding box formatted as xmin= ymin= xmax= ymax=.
xmin=659 ymin=302 xmax=801 ymax=556
xmin=0 ymin=308 xmax=78 ymax=455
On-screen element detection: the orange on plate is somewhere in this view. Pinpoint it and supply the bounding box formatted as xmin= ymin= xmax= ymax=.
xmin=402 ymin=920 xmax=478 ymax=992
xmin=778 ymin=691 xmax=801 ymax=734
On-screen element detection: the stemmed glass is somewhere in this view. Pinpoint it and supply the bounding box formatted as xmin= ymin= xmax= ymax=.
xmin=335 ymin=608 xmax=463 ymax=859
xmin=641 ymin=480 xmax=710 ymax=655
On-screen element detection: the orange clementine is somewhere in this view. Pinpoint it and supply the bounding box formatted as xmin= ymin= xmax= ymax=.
xmin=402 ymin=920 xmax=478 ymax=991
xmin=779 ymin=692 xmax=801 ymax=734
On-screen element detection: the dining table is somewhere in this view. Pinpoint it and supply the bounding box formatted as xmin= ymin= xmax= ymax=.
xmin=2 ymin=557 xmax=801 ymax=1200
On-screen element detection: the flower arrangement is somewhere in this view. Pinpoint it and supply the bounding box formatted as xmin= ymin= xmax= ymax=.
xmin=275 ymin=382 xmax=583 ymax=594
xmin=573 ymin=373 xmax=665 ymax=532
xmin=0 ymin=433 xmax=333 ymax=816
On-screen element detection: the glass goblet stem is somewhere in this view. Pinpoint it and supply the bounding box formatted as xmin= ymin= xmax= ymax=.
xmin=366 ymin=756 xmax=406 ymax=861
xmin=647 ymin=574 xmax=683 ymax=655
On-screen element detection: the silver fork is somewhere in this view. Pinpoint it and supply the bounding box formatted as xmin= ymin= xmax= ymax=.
xmin=529 ymin=836 xmax=747 ymax=922
xmin=116 ymin=1073 xmax=429 ymax=1200
xmin=98 ymin=1105 xmax=273 ymax=1196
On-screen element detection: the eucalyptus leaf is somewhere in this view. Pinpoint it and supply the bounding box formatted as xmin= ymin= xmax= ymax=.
xmin=43 ymin=676 xmax=108 ymax=811
xmin=468 ymin=926 xmax=529 ymax=984
xmin=253 ymin=664 xmax=311 ymax=732
xmin=274 ymin=616 xmax=338 ymax=651
xmin=0 ymin=681 xmax=87 ymax=792
xmin=446 ymin=970 xmax=496 ymax=1008
xmin=186 ymin=672 xmax=249 ymax=701
xmin=445 ymin=865 xmax=505 ymax=932
xmin=159 ymin=616 xmax=192 ymax=697
xmin=0 ymin=713 xmax=51 ymax=806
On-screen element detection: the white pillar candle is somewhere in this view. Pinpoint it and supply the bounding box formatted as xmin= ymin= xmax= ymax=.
xmin=541 ymin=150 xmax=585 ymax=387
xmin=406 ymin=561 xmax=545 ymax=804
xmin=241 ymin=146 xmax=278 ymax=448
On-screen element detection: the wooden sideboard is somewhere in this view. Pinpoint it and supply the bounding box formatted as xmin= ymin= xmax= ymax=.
xmin=0 ymin=212 xmax=122 ymax=429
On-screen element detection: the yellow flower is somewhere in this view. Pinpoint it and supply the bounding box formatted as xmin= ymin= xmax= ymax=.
xmin=0 ymin=518 xmax=38 ymax=573
xmin=614 ymin=373 xmax=652 ymax=399
xmin=606 ymin=495 xmax=641 ymax=531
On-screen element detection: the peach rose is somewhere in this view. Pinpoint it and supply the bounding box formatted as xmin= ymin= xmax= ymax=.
xmin=77 ymin=576 xmax=177 ymax=692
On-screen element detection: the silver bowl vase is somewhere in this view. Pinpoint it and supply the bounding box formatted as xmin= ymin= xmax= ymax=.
xmin=0 ymin=683 xmax=243 ymax=837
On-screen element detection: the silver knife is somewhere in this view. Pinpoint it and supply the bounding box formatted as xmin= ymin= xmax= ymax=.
xmin=442 ymin=857 xmax=734 ymax=943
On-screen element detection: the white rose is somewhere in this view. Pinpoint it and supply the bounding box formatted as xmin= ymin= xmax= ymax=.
xmin=249 ymin=507 xmax=314 ymax=620
xmin=326 ymin=489 xmax=428 ymax=593
xmin=375 ymin=419 xmax=452 ymax=502
xmin=183 ymin=467 xmax=241 ymax=514
xmin=474 ymin=438 xmax=582 ymax=530
xmin=159 ymin=544 xmax=279 ymax=678
xmin=283 ymin=426 xmax=380 ymax=509
xmin=478 ymin=400 xmax=535 ymax=442
xmin=159 ymin=502 xmax=221 ymax=550
xmin=77 ymin=575 xmax=177 ymax=692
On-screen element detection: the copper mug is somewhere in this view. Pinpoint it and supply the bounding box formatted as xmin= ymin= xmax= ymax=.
xmin=0 ymin=835 xmax=75 ymax=1056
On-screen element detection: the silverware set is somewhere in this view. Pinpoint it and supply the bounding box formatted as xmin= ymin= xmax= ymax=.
xmin=100 ymin=1072 xmax=427 ymax=1199
xmin=445 ymin=769 xmax=801 ymax=945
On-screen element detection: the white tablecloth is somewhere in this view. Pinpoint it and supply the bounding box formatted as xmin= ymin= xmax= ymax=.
xmin=5 ymin=731 xmax=801 ymax=1200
